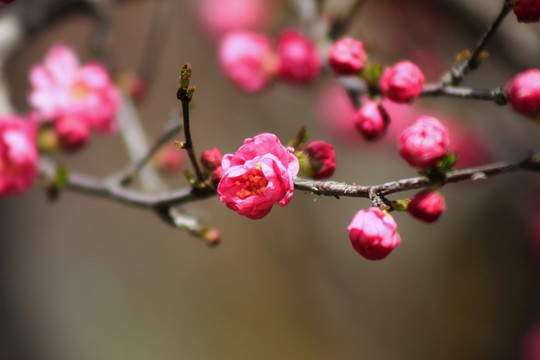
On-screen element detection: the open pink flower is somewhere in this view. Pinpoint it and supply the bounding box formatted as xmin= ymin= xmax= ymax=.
xmin=217 ymin=133 xmax=299 ymax=219
xmin=0 ymin=115 xmax=38 ymax=196
xmin=347 ymin=207 xmax=401 ymax=260
xmin=28 ymin=43 xmax=121 ymax=135
xmin=218 ymin=31 xmax=276 ymax=93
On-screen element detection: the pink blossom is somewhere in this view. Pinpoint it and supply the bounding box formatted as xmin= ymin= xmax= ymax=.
xmin=521 ymin=321 xmax=540 ymax=360
xmin=347 ymin=207 xmax=401 ymax=260
xmin=54 ymin=115 xmax=90 ymax=150
xmin=354 ymin=99 xmax=390 ymax=141
xmin=399 ymin=116 xmax=450 ymax=169
xmin=305 ymin=140 xmax=336 ymax=179
xmin=153 ymin=144 xmax=184 ymax=173
xmin=211 ymin=166 xmax=225 ymax=188
xmin=276 ymin=30 xmax=321 ymax=84
xmin=507 ymin=69 xmax=540 ymax=116
xmin=407 ymin=190 xmax=446 ymax=223
xmin=329 ymin=37 xmax=367 ymax=75
xmin=217 ymin=133 xmax=299 ymax=219
xmin=379 ymin=61 xmax=424 ymax=103
xmin=513 ymin=0 xmax=540 ymax=23
xmin=0 ymin=115 xmax=38 ymax=196
xmin=218 ymin=31 xmax=276 ymax=93
xmin=28 ymin=43 xmax=121 ymax=134
xmin=196 ymin=0 xmax=272 ymax=39
xmin=201 ymin=147 xmax=223 ymax=171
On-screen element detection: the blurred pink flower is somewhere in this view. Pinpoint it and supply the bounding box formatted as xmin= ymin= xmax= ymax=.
xmin=153 ymin=144 xmax=184 ymax=173
xmin=380 ymin=61 xmax=424 ymax=103
xmin=347 ymin=207 xmax=401 ymax=260
xmin=328 ymin=37 xmax=367 ymax=75
xmin=54 ymin=115 xmax=90 ymax=150
xmin=507 ymin=69 xmax=540 ymax=117
xmin=399 ymin=116 xmax=450 ymax=169
xmin=354 ymin=99 xmax=390 ymax=141
xmin=217 ymin=133 xmax=299 ymax=219
xmin=28 ymin=43 xmax=121 ymax=135
xmin=218 ymin=31 xmax=276 ymax=93
xmin=276 ymin=30 xmax=321 ymax=84
xmin=0 ymin=115 xmax=38 ymax=196
xmin=196 ymin=0 xmax=273 ymax=39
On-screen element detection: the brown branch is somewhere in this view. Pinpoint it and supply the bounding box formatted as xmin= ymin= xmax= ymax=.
xmin=420 ymin=84 xmax=507 ymax=104
xmin=39 ymin=150 xmax=539 ymax=214
xmin=442 ymin=0 xmax=513 ymax=85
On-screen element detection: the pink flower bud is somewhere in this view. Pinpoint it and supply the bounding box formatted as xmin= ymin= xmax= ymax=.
xmin=347 ymin=207 xmax=401 ymax=260
xmin=513 ymin=0 xmax=540 ymax=23
xmin=55 ymin=116 xmax=90 ymax=150
xmin=379 ymin=61 xmax=424 ymax=103
xmin=276 ymin=30 xmax=321 ymax=84
xmin=399 ymin=116 xmax=450 ymax=169
xmin=196 ymin=0 xmax=272 ymax=39
xmin=201 ymin=147 xmax=223 ymax=170
xmin=354 ymin=100 xmax=390 ymax=141
xmin=0 ymin=115 xmax=38 ymax=196
xmin=153 ymin=144 xmax=184 ymax=173
xmin=328 ymin=37 xmax=367 ymax=75
xmin=217 ymin=133 xmax=299 ymax=219
xmin=305 ymin=140 xmax=336 ymax=179
xmin=407 ymin=190 xmax=446 ymax=223
xmin=506 ymin=69 xmax=540 ymax=117
xmin=202 ymin=227 xmax=221 ymax=247
xmin=211 ymin=166 xmax=225 ymax=188
xmin=218 ymin=31 xmax=276 ymax=93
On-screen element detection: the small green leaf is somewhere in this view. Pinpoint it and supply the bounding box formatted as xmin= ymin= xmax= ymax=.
xmin=362 ymin=63 xmax=383 ymax=87
xmin=436 ymin=152 xmax=457 ymax=173
xmin=180 ymin=63 xmax=192 ymax=90
xmin=289 ymin=127 xmax=309 ymax=151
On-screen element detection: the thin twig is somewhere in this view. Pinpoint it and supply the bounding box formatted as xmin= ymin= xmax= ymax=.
xmin=443 ymin=0 xmax=513 ymax=85
xmin=421 ymin=84 xmax=507 ymax=104
xmin=118 ymin=114 xmax=183 ymax=186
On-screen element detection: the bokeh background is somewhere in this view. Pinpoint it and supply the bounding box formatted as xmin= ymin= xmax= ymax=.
xmin=0 ymin=0 xmax=539 ymax=359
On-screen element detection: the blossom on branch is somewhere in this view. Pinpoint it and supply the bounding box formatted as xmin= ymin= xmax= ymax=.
xmin=304 ymin=140 xmax=336 ymax=179
xmin=217 ymin=133 xmax=299 ymax=219
xmin=28 ymin=43 xmax=121 ymax=136
xmin=506 ymin=68 xmax=540 ymax=117
xmin=407 ymin=190 xmax=446 ymax=223
xmin=399 ymin=116 xmax=450 ymax=169
xmin=0 ymin=115 xmax=38 ymax=196
xmin=379 ymin=61 xmax=424 ymax=103
xmin=347 ymin=207 xmax=401 ymax=260
xmin=328 ymin=37 xmax=367 ymax=75
xmin=354 ymin=99 xmax=390 ymax=141
xmin=218 ymin=31 xmax=276 ymax=93
xmin=276 ymin=30 xmax=321 ymax=84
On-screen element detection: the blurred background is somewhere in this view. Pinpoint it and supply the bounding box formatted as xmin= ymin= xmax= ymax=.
xmin=0 ymin=0 xmax=539 ymax=359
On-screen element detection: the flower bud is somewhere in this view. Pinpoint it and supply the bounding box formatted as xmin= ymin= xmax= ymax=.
xmin=218 ymin=31 xmax=276 ymax=93
xmin=347 ymin=207 xmax=401 ymax=260
xmin=153 ymin=144 xmax=184 ymax=173
xmin=354 ymin=100 xmax=390 ymax=141
xmin=328 ymin=37 xmax=367 ymax=75
xmin=305 ymin=140 xmax=336 ymax=179
xmin=506 ymin=69 xmax=540 ymax=117
xmin=201 ymin=227 xmax=221 ymax=247
xmin=276 ymin=30 xmax=321 ymax=83
xmin=211 ymin=166 xmax=225 ymax=188
xmin=513 ymin=0 xmax=540 ymax=23
xmin=201 ymin=147 xmax=223 ymax=171
xmin=55 ymin=116 xmax=90 ymax=150
xmin=407 ymin=190 xmax=446 ymax=223
xmin=399 ymin=116 xmax=450 ymax=169
xmin=379 ymin=61 xmax=424 ymax=103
